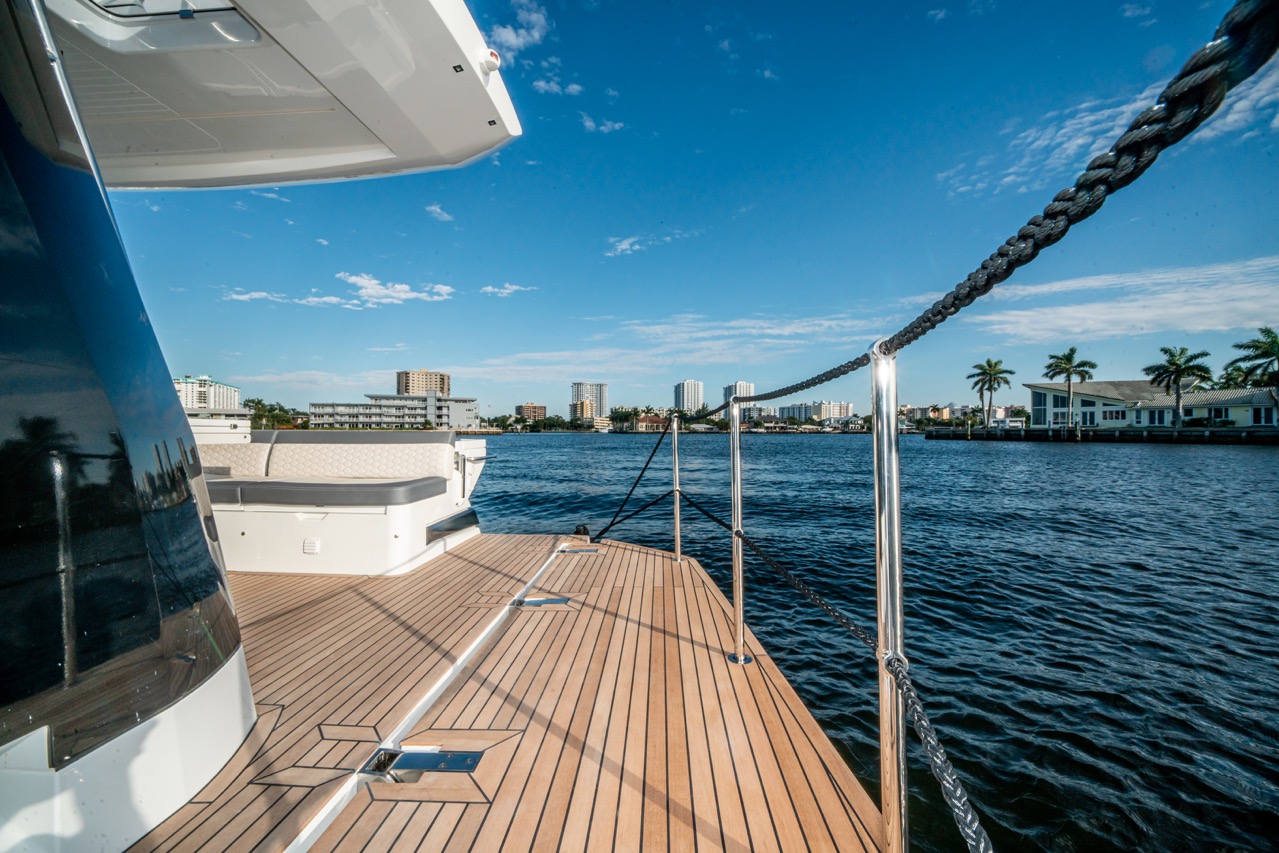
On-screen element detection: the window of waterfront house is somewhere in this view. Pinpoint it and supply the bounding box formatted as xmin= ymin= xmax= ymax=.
xmin=1081 ymin=399 xmax=1096 ymax=407
xmin=1209 ymin=407 xmax=1228 ymax=420
xmin=1253 ymin=407 xmax=1275 ymax=425
xmin=1053 ymin=394 xmax=1069 ymax=409
xmin=1183 ymin=406 xmax=1194 ymax=417
xmin=1080 ymin=411 xmax=1096 ymax=426
xmin=1134 ymin=410 xmax=1143 ymax=424
xmin=1032 ymin=391 xmax=1047 ymax=426
xmin=1150 ymin=410 xmax=1166 ymax=426
xmin=1103 ymin=410 xmax=1126 ymax=421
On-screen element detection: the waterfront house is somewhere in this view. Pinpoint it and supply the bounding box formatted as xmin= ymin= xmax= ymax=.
xmin=1130 ymin=387 xmax=1279 ymax=427
xmin=1024 ymin=380 xmax=1160 ymax=429
xmin=1024 ymin=380 xmax=1279 ymax=429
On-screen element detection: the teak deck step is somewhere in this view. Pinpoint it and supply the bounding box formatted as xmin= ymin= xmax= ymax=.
xmin=131 ymin=534 xmax=882 ymax=852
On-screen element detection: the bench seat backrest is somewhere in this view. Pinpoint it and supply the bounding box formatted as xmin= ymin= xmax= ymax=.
xmin=266 ymin=442 xmax=453 ymax=479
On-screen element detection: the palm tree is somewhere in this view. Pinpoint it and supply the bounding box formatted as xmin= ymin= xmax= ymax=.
xmin=1214 ymin=364 xmax=1251 ymax=390
xmin=967 ymin=358 xmax=1016 ymax=426
xmin=1142 ymin=346 xmax=1212 ymax=428
xmin=1225 ymin=327 xmax=1279 ymax=388
xmin=1042 ymin=347 xmax=1097 ymax=428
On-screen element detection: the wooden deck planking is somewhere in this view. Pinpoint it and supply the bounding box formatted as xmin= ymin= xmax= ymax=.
xmin=318 ymin=538 xmax=882 ymax=853
xmin=135 ymin=533 xmax=882 ymax=852
xmin=130 ymin=534 xmax=562 ymax=852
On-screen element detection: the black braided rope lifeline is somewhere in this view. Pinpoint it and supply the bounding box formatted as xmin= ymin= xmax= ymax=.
xmin=680 ymin=491 xmax=993 ymax=853
xmin=886 ymin=656 xmax=994 ymax=853
xmin=593 ymin=421 xmax=669 ymax=541
xmin=686 ymin=0 xmax=1279 ymax=420
xmin=596 ymin=489 xmax=675 ymax=539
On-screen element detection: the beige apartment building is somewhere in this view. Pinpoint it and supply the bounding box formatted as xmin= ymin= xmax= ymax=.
xmin=515 ymin=403 xmax=546 ymax=421
xmin=569 ymin=399 xmax=595 ymax=422
xmin=396 ymin=369 xmax=450 ymax=397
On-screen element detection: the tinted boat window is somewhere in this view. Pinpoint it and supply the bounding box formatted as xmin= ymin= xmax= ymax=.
xmin=0 ymin=92 xmax=239 ymax=767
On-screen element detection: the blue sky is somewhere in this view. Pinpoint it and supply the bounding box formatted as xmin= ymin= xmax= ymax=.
xmin=109 ymin=0 xmax=1279 ymax=419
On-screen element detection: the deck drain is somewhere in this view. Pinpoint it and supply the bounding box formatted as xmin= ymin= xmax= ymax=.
xmin=361 ymin=748 xmax=484 ymax=783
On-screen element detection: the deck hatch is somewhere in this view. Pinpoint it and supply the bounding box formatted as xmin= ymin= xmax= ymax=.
xmin=517 ymin=596 xmax=571 ymax=606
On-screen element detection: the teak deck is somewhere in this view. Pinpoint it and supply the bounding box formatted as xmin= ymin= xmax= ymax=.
xmin=132 ymin=534 xmax=883 ymax=852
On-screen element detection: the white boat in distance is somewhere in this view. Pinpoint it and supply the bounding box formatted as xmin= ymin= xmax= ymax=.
xmin=0 ymin=0 xmax=885 ymax=850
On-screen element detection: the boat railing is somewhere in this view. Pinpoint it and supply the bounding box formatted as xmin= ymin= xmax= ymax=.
xmin=588 ymin=5 xmax=1279 ymax=851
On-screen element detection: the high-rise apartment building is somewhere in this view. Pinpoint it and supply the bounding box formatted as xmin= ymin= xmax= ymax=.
xmin=673 ymin=379 xmax=704 ymax=412
xmin=570 ymin=382 xmax=607 ymax=420
xmin=396 ymin=368 xmax=450 ymax=397
xmin=722 ymin=381 xmax=754 ymax=404
xmin=515 ymin=403 xmax=546 ymax=421
xmin=569 ymin=399 xmax=595 ymax=422
xmin=173 ymin=375 xmax=241 ymax=409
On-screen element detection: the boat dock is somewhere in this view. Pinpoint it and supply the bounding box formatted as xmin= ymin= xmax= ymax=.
xmin=925 ymin=426 xmax=1279 ymax=445
xmin=133 ymin=534 xmax=882 ymax=852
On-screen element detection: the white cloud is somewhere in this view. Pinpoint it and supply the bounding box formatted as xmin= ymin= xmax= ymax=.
xmin=443 ymin=311 xmax=887 ymax=383
xmin=294 ymin=294 xmax=362 ymax=309
xmin=316 ymin=238 xmax=329 ymax=246
xmin=148 ymin=203 xmax=161 ymax=212
xmin=335 ymin=271 xmax=455 ymax=306
xmin=1119 ymin=4 xmax=1151 ymax=17
xmin=565 ymin=82 xmax=583 ymax=96
xmin=940 ymin=60 xmax=1278 ymax=198
xmin=224 ymin=290 xmax=286 ymax=302
xmin=939 ymin=81 xmax=1162 ymax=195
xmin=425 ymin=203 xmax=454 ymax=221
xmin=228 ymin=369 xmax=395 ymax=389
xmin=580 ymin=112 xmax=624 ymax=133
xmin=758 ymin=68 xmax=778 ymax=80
xmin=488 ymin=0 xmax=549 ymax=58
xmin=964 ymin=255 xmax=1279 ymax=343
xmin=250 ymin=190 xmax=291 ymax=203
xmin=928 ymin=9 xmax=948 ymax=22
xmin=231 ymin=201 xmax=248 ymax=211
xmin=480 ymin=283 xmax=536 ymax=297
xmin=605 ymin=88 xmax=620 ymax=100
xmin=368 ymin=342 xmax=410 ymax=352
xmin=605 ymin=228 xmax=702 ymax=258
xmin=605 ymin=236 xmax=644 ymax=257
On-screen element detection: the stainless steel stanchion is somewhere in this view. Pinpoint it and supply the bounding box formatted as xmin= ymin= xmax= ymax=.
xmin=871 ymin=340 xmax=908 ymax=853
xmin=728 ymin=399 xmax=751 ymax=665
xmin=670 ymin=411 xmax=680 ymax=560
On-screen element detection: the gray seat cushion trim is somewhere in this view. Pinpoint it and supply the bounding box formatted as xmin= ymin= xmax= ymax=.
xmin=237 ymin=476 xmax=449 ymax=507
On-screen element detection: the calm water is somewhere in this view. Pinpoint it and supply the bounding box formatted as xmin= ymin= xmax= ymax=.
xmin=470 ymin=433 xmax=1279 ymax=852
